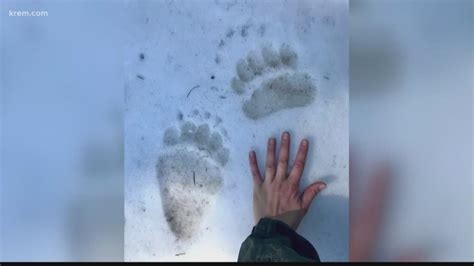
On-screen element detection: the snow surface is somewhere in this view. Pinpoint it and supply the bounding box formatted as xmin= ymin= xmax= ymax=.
xmin=124 ymin=0 xmax=348 ymax=261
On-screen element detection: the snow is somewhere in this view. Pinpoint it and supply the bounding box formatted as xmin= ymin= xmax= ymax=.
xmin=124 ymin=0 xmax=348 ymax=262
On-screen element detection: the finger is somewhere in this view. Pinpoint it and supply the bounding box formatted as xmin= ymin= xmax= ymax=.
xmin=301 ymin=181 xmax=326 ymax=210
xmin=275 ymin=132 xmax=290 ymax=180
xmin=362 ymin=164 xmax=390 ymax=224
xmin=350 ymin=164 xmax=390 ymax=261
xmin=248 ymin=150 xmax=263 ymax=186
xmin=288 ymin=138 xmax=309 ymax=186
xmin=265 ymin=137 xmax=276 ymax=182
xmin=357 ymin=164 xmax=389 ymax=236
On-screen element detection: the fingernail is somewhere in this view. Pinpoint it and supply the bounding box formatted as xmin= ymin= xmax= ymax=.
xmin=249 ymin=151 xmax=254 ymax=157
xmin=269 ymin=138 xmax=275 ymax=145
xmin=302 ymin=139 xmax=308 ymax=146
xmin=319 ymin=184 xmax=327 ymax=190
xmin=283 ymin=132 xmax=289 ymax=140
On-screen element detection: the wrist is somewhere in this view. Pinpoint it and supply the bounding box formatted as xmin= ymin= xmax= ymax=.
xmin=268 ymin=209 xmax=305 ymax=230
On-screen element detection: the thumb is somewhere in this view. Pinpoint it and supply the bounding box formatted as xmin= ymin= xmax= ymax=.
xmin=301 ymin=182 xmax=326 ymax=210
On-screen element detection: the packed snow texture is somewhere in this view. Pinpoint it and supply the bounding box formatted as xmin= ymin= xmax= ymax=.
xmin=125 ymin=0 xmax=348 ymax=262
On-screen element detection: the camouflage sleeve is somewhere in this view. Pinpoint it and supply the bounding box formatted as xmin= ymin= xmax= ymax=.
xmin=237 ymin=218 xmax=320 ymax=262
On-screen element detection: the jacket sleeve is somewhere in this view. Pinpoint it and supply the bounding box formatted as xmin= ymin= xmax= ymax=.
xmin=237 ymin=217 xmax=320 ymax=262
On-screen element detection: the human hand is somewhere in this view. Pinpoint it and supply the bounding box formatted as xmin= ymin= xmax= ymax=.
xmin=349 ymin=160 xmax=424 ymax=262
xmin=248 ymin=132 xmax=327 ymax=230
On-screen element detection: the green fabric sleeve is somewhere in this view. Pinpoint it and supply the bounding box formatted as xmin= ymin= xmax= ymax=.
xmin=237 ymin=218 xmax=320 ymax=262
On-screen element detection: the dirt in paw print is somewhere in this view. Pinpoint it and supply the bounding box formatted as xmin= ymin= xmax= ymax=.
xmin=231 ymin=43 xmax=317 ymax=120
xmin=156 ymin=111 xmax=229 ymax=241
